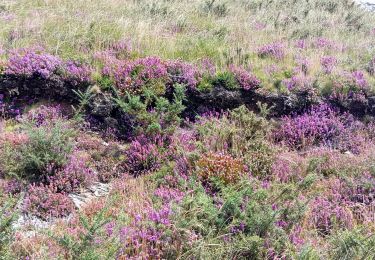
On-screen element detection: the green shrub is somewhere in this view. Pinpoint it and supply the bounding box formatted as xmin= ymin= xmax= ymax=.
xmin=197 ymin=75 xmax=214 ymax=93
xmin=196 ymin=105 xmax=275 ymax=176
xmin=115 ymin=84 xmax=186 ymax=136
xmin=213 ymin=71 xmax=239 ymax=90
xmin=0 ymin=199 xmax=17 ymax=257
xmin=328 ymin=229 xmax=375 ymax=260
xmin=0 ymin=120 xmax=76 ymax=182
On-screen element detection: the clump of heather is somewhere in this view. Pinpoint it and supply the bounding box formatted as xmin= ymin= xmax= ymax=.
xmin=271 ymin=151 xmax=303 ymax=183
xmin=64 ymin=60 xmax=92 ymax=85
xmin=123 ymin=135 xmax=165 ymax=176
xmin=23 ymin=184 xmax=74 ymax=220
xmin=5 ymin=48 xmax=62 ymax=79
xmin=49 ymin=153 xmax=96 ymax=193
xmin=321 ymin=56 xmax=337 ymax=74
xmin=166 ymin=59 xmax=201 ymax=89
xmin=295 ymin=39 xmax=307 ymax=49
xmin=199 ymin=58 xmax=216 ymax=76
xmin=23 ymin=105 xmax=64 ymax=127
xmin=257 ymin=42 xmax=285 ymax=60
xmin=273 ymin=104 xmax=355 ymax=150
xmin=0 ymin=178 xmax=22 ymax=195
xmin=307 ymin=196 xmax=353 ymax=236
xmin=229 ymin=65 xmax=260 ymax=90
xmin=114 ymin=56 xmax=168 ymax=95
xmin=327 ymin=70 xmax=369 ymax=105
xmin=314 ymin=37 xmax=343 ymax=51
xmin=282 ymin=74 xmax=313 ymax=91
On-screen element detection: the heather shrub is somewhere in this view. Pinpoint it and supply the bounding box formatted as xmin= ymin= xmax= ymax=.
xmin=166 ymin=59 xmax=201 ymax=89
xmin=257 ymin=42 xmax=285 ymax=60
xmin=64 ymin=60 xmax=93 ymax=85
xmin=229 ymin=65 xmax=261 ymax=90
xmin=23 ymin=184 xmax=75 ymax=220
xmin=114 ymin=56 xmax=168 ymax=95
xmin=322 ymin=71 xmax=369 ymax=107
xmin=5 ymin=48 xmax=62 ymax=79
xmin=196 ymin=152 xmax=246 ymax=185
xmin=123 ymin=135 xmax=165 ymax=177
xmin=49 ymin=153 xmax=96 ymax=193
xmin=320 ymin=56 xmax=337 ymax=74
xmin=273 ymin=104 xmax=360 ymax=151
xmin=306 ymin=196 xmax=354 ymax=236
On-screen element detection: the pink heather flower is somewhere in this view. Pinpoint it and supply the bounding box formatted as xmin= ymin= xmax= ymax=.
xmin=351 ymin=70 xmax=368 ymax=89
xmin=253 ymin=21 xmax=266 ymax=30
xmin=314 ymin=37 xmax=334 ymax=49
xmin=264 ymin=64 xmax=280 ymax=76
xmin=5 ymin=48 xmax=62 ymax=79
xmin=295 ymin=39 xmax=307 ymax=49
xmin=113 ymin=56 xmax=168 ymax=93
xmin=308 ymin=196 xmax=353 ymax=235
xmin=166 ymin=59 xmax=201 ymax=89
xmin=295 ymin=56 xmax=310 ymax=75
xmin=23 ymin=105 xmax=64 ymax=127
xmin=49 ymin=153 xmax=96 ymax=193
xmin=23 ymin=183 xmax=74 ymax=220
xmin=321 ymin=56 xmax=337 ymax=74
xmin=200 ymin=58 xmax=216 ymax=76
xmin=257 ymin=42 xmax=285 ymax=60
xmin=273 ymin=104 xmax=354 ymax=150
xmin=154 ymin=186 xmax=185 ymax=204
xmin=124 ymin=135 xmax=164 ymax=176
xmin=229 ymin=65 xmax=260 ymax=90
xmin=282 ymin=74 xmax=313 ymax=91
xmin=64 ymin=60 xmax=92 ymax=84
xmin=289 ymin=225 xmax=304 ymax=246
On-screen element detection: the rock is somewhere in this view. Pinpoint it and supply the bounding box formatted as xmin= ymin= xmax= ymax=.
xmin=89 ymin=93 xmax=114 ymax=117
xmin=69 ymin=182 xmax=111 ymax=209
xmin=12 ymin=182 xmax=111 ymax=232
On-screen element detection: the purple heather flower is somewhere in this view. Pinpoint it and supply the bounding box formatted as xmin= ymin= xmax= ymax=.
xmin=321 ymin=56 xmax=337 ymax=74
xmin=166 ymin=59 xmax=201 ymax=89
xmin=64 ymin=60 xmax=92 ymax=84
xmin=229 ymin=65 xmax=260 ymax=90
xmin=257 ymin=42 xmax=285 ymax=60
xmin=5 ymin=48 xmax=62 ymax=79
xmin=295 ymin=39 xmax=307 ymax=49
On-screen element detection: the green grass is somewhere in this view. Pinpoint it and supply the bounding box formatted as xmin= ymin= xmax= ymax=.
xmin=0 ymin=0 xmax=374 ymax=69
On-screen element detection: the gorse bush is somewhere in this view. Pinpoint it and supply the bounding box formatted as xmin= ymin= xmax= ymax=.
xmin=0 ymin=107 xmax=76 ymax=182
xmin=0 ymin=199 xmax=17 ymax=256
xmin=196 ymin=105 xmax=274 ymax=176
xmin=115 ymin=83 xmax=186 ymax=136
